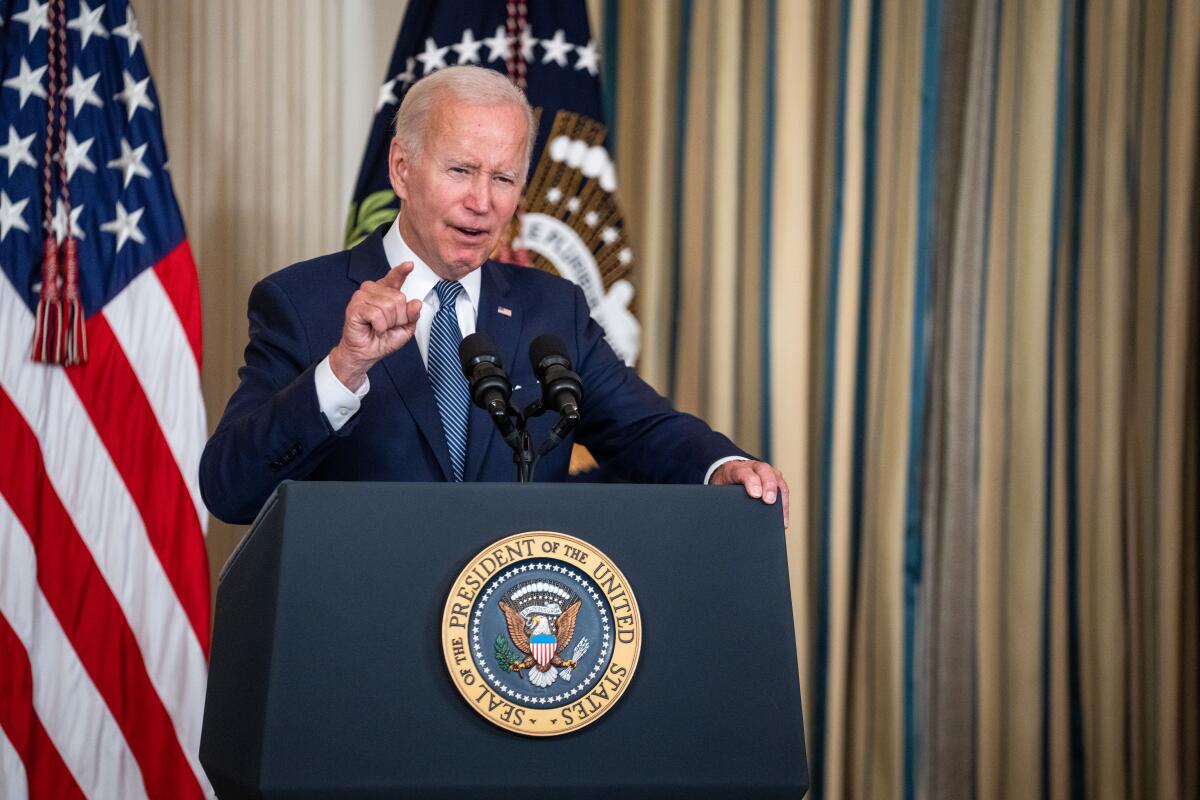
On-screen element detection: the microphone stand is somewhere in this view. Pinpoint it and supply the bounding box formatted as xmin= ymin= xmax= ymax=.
xmin=514 ymin=428 xmax=535 ymax=483
xmin=481 ymin=398 xmax=536 ymax=483
xmin=491 ymin=399 xmax=574 ymax=483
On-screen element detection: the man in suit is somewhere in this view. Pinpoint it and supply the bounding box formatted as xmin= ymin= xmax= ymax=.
xmin=200 ymin=66 xmax=788 ymax=526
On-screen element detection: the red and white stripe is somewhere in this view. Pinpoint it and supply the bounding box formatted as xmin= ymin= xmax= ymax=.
xmin=532 ymin=640 xmax=556 ymax=669
xmin=0 ymin=725 xmax=30 ymax=800
xmin=0 ymin=244 xmax=213 ymax=798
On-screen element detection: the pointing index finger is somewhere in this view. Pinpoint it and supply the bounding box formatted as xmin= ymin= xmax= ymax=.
xmin=378 ymin=261 xmax=414 ymax=289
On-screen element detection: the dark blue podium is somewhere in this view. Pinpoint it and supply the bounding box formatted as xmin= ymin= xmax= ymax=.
xmin=200 ymin=482 xmax=808 ymax=797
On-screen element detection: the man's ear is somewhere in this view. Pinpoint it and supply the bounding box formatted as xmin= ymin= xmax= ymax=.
xmin=387 ymin=138 xmax=409 ymax=200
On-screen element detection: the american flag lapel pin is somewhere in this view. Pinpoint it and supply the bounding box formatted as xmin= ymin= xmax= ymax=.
xmin=496 ymin=306 xmax=513 ymax=317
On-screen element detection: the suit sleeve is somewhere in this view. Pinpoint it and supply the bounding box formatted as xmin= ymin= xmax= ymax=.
xmin=199 ymin=278 xmax=357 ymax=524
xmin=569 ymin=285 xmax=753 ymax=483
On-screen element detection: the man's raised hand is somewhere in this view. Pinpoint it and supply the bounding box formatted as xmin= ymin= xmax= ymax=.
xmin=328 ymin=262 xmax=423 ymax=391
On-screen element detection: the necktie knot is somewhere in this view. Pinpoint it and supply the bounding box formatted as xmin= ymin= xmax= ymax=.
xmin=435 ymin=279 xmax=464 ymax=308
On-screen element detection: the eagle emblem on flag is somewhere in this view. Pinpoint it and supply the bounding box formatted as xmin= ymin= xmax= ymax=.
xmin=497 ymin=580 xmax=587 ymax=688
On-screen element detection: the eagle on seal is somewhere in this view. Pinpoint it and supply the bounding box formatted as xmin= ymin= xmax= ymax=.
xmin=499 ymin=597 xmax=582 ymax=688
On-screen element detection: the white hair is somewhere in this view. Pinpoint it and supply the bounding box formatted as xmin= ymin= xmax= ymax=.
xmin=392 ymin=65 xmax=537 ymax=175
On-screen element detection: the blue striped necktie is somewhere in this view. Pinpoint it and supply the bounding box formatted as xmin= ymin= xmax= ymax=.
xmin=427 ymin=280 xmax=470 ymax=481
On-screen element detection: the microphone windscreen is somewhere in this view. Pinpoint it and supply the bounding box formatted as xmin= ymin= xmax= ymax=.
xmin=529 ymin=334 xmax=569 ymax=371
xmin=458 ymin=332 xmax=502 ymax=374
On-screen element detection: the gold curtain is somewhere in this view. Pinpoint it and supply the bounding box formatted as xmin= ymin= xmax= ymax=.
xmin=606 ymin=0 xmax=1199 ymax=797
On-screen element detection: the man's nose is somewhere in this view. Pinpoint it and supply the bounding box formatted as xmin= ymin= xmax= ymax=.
xmin=463 ymin=176 xmax=492 ymax=214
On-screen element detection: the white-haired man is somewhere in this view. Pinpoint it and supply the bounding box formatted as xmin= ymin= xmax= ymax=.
xmin=200 ymin=66 xmax=788 ymax=525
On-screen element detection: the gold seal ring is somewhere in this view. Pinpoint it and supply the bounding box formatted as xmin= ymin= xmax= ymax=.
xmin=442 ymin=531 xmax=641 ymax=736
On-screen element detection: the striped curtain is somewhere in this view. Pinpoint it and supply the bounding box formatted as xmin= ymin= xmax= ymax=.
xmin=604 ymin=1 xmax=1199 ymax=798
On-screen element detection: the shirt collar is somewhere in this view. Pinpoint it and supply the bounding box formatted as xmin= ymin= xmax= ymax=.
xmin=382 ymin=215 xmax=482 ymax=311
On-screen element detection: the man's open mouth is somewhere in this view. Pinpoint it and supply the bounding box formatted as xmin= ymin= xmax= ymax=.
xmin=453 ymin=225 xmax=487 ymax=238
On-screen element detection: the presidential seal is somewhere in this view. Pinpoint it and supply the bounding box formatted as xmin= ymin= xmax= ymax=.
xmin=442 ymin=531 xmax=641 ymax=736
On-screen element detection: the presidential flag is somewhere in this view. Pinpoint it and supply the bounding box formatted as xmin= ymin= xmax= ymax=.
xmin=1 ymin=1 xmax=211 ymax=797
xmin=347 ymin=0 xmax=641 ymax=368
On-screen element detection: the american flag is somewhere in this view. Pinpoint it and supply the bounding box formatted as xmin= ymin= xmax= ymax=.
xmin=0 ymin=1 xmax=211 ymax=798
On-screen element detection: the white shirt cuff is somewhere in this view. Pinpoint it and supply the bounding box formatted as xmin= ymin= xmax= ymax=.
xmin=315 ymin=355 xmax=369 ymax=431
xmin=704 ymin=455 xmax=749 ymax=485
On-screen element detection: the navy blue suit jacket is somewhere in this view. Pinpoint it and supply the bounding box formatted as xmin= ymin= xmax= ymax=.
xmin=200 ymin=229 xmax=749 ymax=524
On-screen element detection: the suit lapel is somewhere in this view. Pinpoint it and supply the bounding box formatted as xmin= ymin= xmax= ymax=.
xmin=380 ymin=344 xmax=453 ymax=480
xmin=348 ymin=229 xmax=453 ymax=481
xmin=465 ymin=262 xmax=522 ymax=481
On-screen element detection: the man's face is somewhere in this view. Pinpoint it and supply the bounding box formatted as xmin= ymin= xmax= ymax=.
xmin=389 ymin=99 xmax=528 ymax=280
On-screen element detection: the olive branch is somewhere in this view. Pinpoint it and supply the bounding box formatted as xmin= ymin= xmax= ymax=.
xmin=494 ymin=635 xmax=521 ymax=672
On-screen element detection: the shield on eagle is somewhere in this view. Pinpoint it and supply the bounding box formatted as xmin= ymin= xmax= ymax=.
xmin=531 ymin=634 xmax=557 ymax=669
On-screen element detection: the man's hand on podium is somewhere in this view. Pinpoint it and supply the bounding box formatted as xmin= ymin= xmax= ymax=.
xmin=710 ymin=460 xmax=790 ymax=527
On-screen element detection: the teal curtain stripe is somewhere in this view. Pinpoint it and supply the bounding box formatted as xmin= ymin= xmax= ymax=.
xmin=905 ymin=0 xmax=944 ymax=797
xmin=667 ymin=0 xmax=693 ymax=399
xmin=602 ymin=0 xmax=619 ymax=150
xmin=849 ymin=0 xmax=884 ymax=786
xmin=759 ymin=0 xmax=777 ymax=461
xmin=1064 ymin=0 xmax=1087 ymax=795
xmin=1043 ymin=0 xmax=1074 ymax=796
xmin=812 ymin=0 xmax=855 ymax=794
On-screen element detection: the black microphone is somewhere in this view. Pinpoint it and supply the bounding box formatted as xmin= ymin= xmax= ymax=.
xmin=458 ymin=333 xmax=512 ymax=418
xmin=529 ymin=334 xmax=582 ymax=420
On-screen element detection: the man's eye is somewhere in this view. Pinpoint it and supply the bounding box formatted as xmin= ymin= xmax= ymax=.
xmin=495 ymin=175 xmax=515 ymax=185
xmin=450 ymin=166 xmax=469 ymax=175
